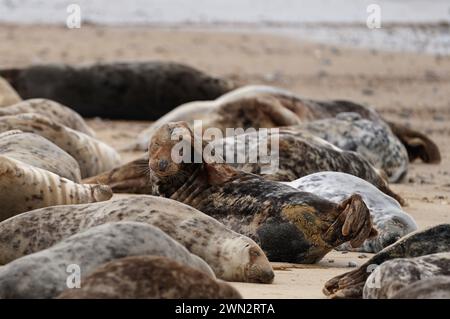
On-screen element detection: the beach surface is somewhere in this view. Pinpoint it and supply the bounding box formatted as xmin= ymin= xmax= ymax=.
xmin=0 ymin=23 xmax=449 ymax=298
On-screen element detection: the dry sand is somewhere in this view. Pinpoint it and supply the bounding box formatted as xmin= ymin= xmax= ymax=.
xmin=0 ymin=24 xmax=449 ymax=298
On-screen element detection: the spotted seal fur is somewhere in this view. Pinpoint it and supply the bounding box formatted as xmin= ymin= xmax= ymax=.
xmin=0 ymin=155 xmax=111 ymax=221
xmin=0 ymin=98 xmax=95 ymax=136
xmin=289 ymin=113 xmax=409 ymax=182
xmin=391 ymin=276 xmax=450 ymax=299
xmin=146 ymin=122 xmax=377 ymax=263
xmin=57 ymin=256 xmax=242 ymax=299
xmin=0 ymin=195 xmax=274 ymax=283
xmin=134 ymin=85 xmax=440 ymax=164
xmin=0 ymin=130 xmax=81 ymax=182
xmin=323 ymin=224 xmax=450 ymax=299
xmin=363 ymin=252 xmax=450 ymax=299
xmin=285 ymin=172 xmax=417 ymax=253
xmin=0 ymin=222 xmax=214 ymax=298
xmin=0 ymin=113 xmax=121 ymax=177
xmin=0 ymin=62 xmax=234 ymax=120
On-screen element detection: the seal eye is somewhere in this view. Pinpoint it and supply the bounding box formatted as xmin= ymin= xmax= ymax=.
xmin=159 ymin=160 xmax=169 ymax=171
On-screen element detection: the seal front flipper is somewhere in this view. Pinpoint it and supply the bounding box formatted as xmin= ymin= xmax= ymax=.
xmin=83 ymin=156 xmax=152 ymax=193
xmin=323 ymin=194 xmax=377 ymax=249
xmin=386 ymin=120 xmax=441 ymax=163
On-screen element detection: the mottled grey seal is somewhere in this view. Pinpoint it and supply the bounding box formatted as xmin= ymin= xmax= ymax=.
xmin=0 ymin=222 xmax=214 ymax=298
xmin=0 ymin=195 xmax=274 ymax=283
xmin=323 ymin=224 xmax=450 ymax=299
xmin=0 ymin=155 xmax=111 ymax=221
xmin=0 ymin=98 xmax=95 ymax=136
xmin=0 ymin=113 xmax=121 ymax=177
xmin=57 ymin=256 xmax=242 ymax=299
xmin=0 ymin=130 xmax=81 ymax=182
xmin=0 ymin=62 xmax=234 ymax=120
xmin=391 ymin=276 xmax=450 ymax=299
xmin=363 ymin=252 xmax=450 ymax=299
xmin=0 ymin=75 xmax=21 ymax=107
xmin=135 ymin=85 xmax=440 ymax=164
xmin=289 ymin=112 xmax=409 ymax=182
xmin=285 ymin=172 xmax=417 ymax=253
xmin=88 ymin=128 xmax=404 ymax=205
xmin=147 ymin=122 xmax=377 ymax=264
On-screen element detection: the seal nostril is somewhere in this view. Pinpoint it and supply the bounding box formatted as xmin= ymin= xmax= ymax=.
xmin=159 ymin=159 xmax=169 ymax=171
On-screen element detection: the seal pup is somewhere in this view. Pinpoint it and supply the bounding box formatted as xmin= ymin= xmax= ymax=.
xmin=0 ymin=113 xmax=121 ymax=177
xmin=0 ymin=98 xmax=95 ymax=136
xmin=0 ymin=75 xmax=21 ymax=107
xmin=0 ymin=195 xmax=274 ymax=283
xmin=363 ymin=252 xmax=450 ymax=299
xmin=57 ymin=256 xmax=242 ymax=299
xmin=323 ymin=224 xmax=450 ymax=299
xmin=147 ymin=122 xmax=377 ymax=263
xmin=0 ymin=62 xmax=234 ymax=120
xmin=0 ymin=130 xmax=82 ymax=182
xmin=285 ymin=172 xmax=417 ymax=253
xmin=289 ymin=113 xmax=409 ymax=182
xmin=88 ymin=129 xmax=405 ymax=205
xmin=0 ymin=155 xmax=111 ymax=221
xmin=0 ymin=222 xmax=214 ymax=299
xmin=391 ymin=276 xmax=450 ymax=299
xmin=134 ymin=85 xmax=440 ymax=165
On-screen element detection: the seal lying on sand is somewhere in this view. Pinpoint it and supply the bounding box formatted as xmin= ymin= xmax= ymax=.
xmin=0 ymin=99 xmax=95 ymax=136
xmin=134 ymin=85 xmax=440 ymax=165
xmin=363 ymin=252 xmax=450 ymax=299
xmin=0 ymin=62 xmax=234 ymax=120
xmin=284 ymin=172 xmax=417 ymax=253
xmin=0 ymin=222 xmax=214 ymax=298
xmin=0 ymin=155 xmax=111 ymax=221
xmin=0 ymin=76 xmax=21 ymax=107
xmin=146 ymin=122 xmax=377 ymax=263
xmin=86 ymin=128 xmax=404 ymax=205
xmin=0 ymin=196 xmax=274 ymax=283
xmin=0 ymin=113 xmax=121 ymax=177
xmin=323 ymin=224 xmax=450 ymax=299
xmin=289 ymin=113 xmax=409 ymax=182
xmin=391 ymin=276 xmax=450 ymax=299
xmin=57 ymin=256 xmax=242 ymax=299
xmin=0 ymin=130 xmax=81 ymax=182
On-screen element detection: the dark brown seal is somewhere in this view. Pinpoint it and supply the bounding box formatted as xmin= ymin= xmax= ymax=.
xmin=146 ymin=122 xmax=377 ymax=264
xmin=323 ymin=224 xmax=450 ymax=299
xmin=57 ymin=256 xmax=242 ymax=299
xmin=0 ymin=62 xmax=234 ymax=120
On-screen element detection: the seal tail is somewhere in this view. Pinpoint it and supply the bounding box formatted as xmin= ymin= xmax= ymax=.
xmin=387 ymin=120 xmax=441 ymax=164
xmin=82 ymin=157 xmax=152 ymax=194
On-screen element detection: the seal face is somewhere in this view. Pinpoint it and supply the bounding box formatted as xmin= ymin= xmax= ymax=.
xmin=0 ymin=155 xmax=111 ymax=221
xmin=0 ymin=222 xmax=214 ymax=299
xmin=323 ymin=224 xmax=450 ymax=299
xmin=289 ymin=112 xmax=409 ymax=182
xmin=57 ymin=256 xmax=242 ymax=299
xmin=147 ymin=122 xmax=377 ymax=264
xmin=0 ymin=113 xmax=121 ymax=177
xmin=285 ymin=172 xmax=417 ymax=253
xmin=1 ymin=62 xmax=234 ymax=120
xmin=0 ymin=98 xmax=95 ymax=136
xmin=391 ymin=276 xmax=450 ymax=299
xmin=364 ymin=252 xmax=450 ymax=299
xmin=0 ymin=130 xmax=81 ymax=182
xmin=0 ymin=195 xmax=274 ymax=283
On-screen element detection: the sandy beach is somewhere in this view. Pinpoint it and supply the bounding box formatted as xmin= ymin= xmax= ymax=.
xmin=0 ymin=23 xmax=449 ymax=298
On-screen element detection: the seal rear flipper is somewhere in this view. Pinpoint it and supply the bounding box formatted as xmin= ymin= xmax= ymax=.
xmin=387 ymin=120 xmax=441 ymax=164
xmin=83 ymin=157 xmax=152 ymax=194
xmin=324 ymin=194 xmax=377 ymax=249
xmin=322 ymin=267 xmax=367 ymax=298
